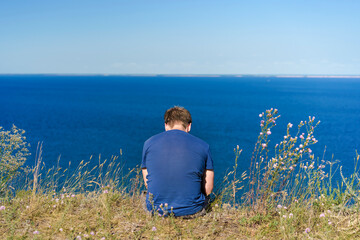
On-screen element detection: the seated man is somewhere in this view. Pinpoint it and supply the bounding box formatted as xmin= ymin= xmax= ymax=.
xmin=141 ymin=106 xmax=214 ymax=217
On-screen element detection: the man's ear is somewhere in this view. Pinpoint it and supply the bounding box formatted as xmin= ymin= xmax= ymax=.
xmin=165 ymin=123 xmax=169 ymax=131
xmin=186 ymin=123 xmax=192 ymax=133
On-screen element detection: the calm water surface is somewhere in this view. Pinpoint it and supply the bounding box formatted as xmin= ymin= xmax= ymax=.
xmin=1 ymin=75 xmax=360 ymax=182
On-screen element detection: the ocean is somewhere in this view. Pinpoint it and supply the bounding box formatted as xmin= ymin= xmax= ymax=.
xmin=1 ymin=75 xmax=360 ymax=182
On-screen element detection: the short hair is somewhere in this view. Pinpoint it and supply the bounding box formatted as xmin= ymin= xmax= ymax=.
xmin=164 ymin=106 xmax=192 ymax=129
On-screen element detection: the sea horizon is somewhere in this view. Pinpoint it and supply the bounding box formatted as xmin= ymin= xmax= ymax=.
xmin=1 ymin=73 xmax=360 ymax=78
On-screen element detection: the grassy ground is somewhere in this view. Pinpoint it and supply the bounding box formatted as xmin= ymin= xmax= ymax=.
xmin=1 ymin=187 xmax=360 ymax=239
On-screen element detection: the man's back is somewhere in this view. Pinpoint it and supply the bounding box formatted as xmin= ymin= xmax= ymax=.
xmin=141 ymin=129 xmax=213 ymax=216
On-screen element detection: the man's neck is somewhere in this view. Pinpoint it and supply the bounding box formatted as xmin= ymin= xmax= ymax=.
xmin=167 ymin=125 xmax=186 ymax=131
xmin=165 ymin=122 xmax=191 ymax=132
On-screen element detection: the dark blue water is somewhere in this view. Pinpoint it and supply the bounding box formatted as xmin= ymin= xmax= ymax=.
xmin=1 ymin=75 xmax=360 ymax=182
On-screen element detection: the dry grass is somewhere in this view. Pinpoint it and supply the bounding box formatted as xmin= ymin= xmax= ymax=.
xmin=2 ymin=189 xmax=360 ymax=239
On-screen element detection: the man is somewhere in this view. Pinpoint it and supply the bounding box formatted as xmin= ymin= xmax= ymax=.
xmin=141 ymin=106 xmax=214 ymax=217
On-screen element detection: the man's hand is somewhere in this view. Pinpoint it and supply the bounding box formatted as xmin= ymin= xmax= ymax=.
xmin=202 ymin=169 xmax=214 ymax=196
xmin=142 ymin=168 xmax=148 ymax=188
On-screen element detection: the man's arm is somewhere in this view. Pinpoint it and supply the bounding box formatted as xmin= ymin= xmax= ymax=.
xmin=142 ymin=168 xmax=148 ymax=188
xmin=202 ymin=169 xmax=214 ymax=196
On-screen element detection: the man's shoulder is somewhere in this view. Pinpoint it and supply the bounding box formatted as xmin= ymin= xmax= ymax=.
xmin=186 ymin=133 xmax=210 ymax=148
xmin=174 ymin=131 xmax=210 ymax=151
xmin=144 ymin=131 xmax=166 ymax=145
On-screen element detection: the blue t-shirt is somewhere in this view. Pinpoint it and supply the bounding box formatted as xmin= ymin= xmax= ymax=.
xmin=141 ymin=129 xmax=213 ymax=216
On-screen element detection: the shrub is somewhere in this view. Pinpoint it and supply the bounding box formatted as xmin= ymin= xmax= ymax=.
xmin=245 ymin=108 xmax=322 ymax=211
xmin=0 ymin=125 xmax=30 ymax=193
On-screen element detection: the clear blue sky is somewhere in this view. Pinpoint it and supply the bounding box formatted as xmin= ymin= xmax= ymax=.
xmin=1 ymin=0 xmax=359 ymax=75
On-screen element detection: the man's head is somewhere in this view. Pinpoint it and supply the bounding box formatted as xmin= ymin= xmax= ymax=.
xmin=164 ymin=106 xmax=192 ymax=132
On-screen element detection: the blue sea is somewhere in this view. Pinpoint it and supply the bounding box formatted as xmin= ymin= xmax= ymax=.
xmin=1 ymin=75 xmax=360 ymax=182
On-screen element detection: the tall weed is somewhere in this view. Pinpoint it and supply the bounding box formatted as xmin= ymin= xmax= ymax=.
xmin=0 ymin=125 xmax=30 ymax=194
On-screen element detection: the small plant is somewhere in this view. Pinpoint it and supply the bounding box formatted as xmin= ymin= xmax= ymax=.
xmin=340 ymin=152 xmax=360 ymax=207
xmin=0 ymin=125 xmax=30 ymax=194
xmin=243 ymin=109 xmax=325 ymax=212
xmin=215 ymin=145 xmax=247 ymax=207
